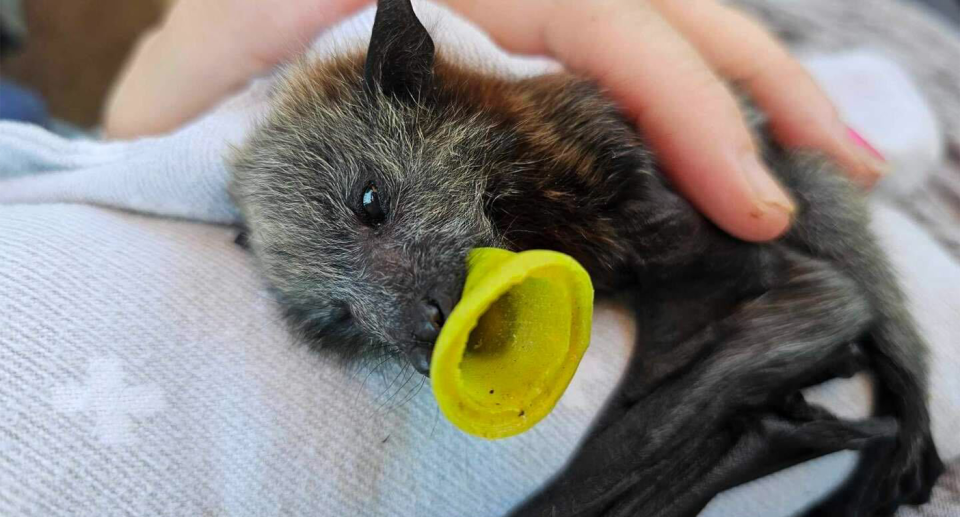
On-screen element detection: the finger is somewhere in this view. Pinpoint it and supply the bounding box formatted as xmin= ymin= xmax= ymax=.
xmin=442 ymin=0 xmax=794 ymax=241
xmin=653 ymin=0 xmax=887 ymax=187
xmin=103 ymin=0 xmax=370 ymax=139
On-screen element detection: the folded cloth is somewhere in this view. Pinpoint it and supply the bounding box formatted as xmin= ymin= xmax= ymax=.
xmin=1 ymin=1 xmax=958 ymax=517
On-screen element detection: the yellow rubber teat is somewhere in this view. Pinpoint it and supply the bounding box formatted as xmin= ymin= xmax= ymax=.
xmin=430 ymin=248 xmax=594 ymax=439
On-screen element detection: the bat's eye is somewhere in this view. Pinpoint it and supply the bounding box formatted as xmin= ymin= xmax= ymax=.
xmin=360 ymin=182 xmax=386 ymax=227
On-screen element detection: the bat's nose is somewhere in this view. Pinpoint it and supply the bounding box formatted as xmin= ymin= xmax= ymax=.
xmin=406 ymin=293 xmax=456 ymax=376
xmin=411 ymin=298 xmax=445 ymax=342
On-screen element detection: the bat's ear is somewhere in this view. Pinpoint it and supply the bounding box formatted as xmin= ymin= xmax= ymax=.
xmin=364 ymin=0 xmax=435 ymax=101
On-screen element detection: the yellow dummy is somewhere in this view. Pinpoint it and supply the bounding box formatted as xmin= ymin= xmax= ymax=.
xmin=431 ymin=248 xmax=594 ymax=439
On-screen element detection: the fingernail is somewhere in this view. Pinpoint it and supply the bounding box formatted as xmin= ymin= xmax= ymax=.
xmin=846 ymin=125 xmax=890 ymax=177
xmin=847 ymin=126 xmax=885 ymax=161
xmin=741 ymin=153 xmax=796 ymax=218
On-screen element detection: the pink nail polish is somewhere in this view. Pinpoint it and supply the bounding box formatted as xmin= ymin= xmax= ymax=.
xmin=847 ymin=126 xmax=886 ymax=162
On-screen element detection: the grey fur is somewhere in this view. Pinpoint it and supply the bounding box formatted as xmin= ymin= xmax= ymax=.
xmin=230 ymin=55 xmax=503 ymax=363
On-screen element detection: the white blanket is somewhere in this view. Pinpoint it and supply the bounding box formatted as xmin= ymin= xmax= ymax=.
xmin=1 ymin=2 xmax=958 ymax=516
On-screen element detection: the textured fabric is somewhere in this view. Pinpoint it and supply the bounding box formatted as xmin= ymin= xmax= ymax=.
xmin=0 ymin=203 xmax=635 ymax=516
xmin=1 ymin=1 xmax=959 ymax=516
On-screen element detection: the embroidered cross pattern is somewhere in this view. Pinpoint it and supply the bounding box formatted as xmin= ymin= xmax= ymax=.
xmin=51 ymin=356 xmax=166 ymax=445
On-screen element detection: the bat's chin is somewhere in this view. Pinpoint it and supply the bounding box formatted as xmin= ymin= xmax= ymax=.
xmin=404 ymin=342 xmax=433 ymax=377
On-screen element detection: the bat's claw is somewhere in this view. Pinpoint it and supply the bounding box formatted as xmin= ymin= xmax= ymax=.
xmin=874 ymin=433 xmax=943 ymax=514
xmin=804 ymin=427 xmax=943 ymax=517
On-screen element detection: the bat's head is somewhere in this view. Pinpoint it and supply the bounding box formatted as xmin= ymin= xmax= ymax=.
xmin=229 ymin=0 xmax=510 ymax=374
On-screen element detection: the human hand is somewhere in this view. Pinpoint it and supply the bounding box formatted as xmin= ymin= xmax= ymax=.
xmin=103 ymin=0 xmax=887 ymax=241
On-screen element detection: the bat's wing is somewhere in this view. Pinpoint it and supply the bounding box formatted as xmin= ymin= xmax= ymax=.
xmin=508 ymin=254 xmax=900 ymax=517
